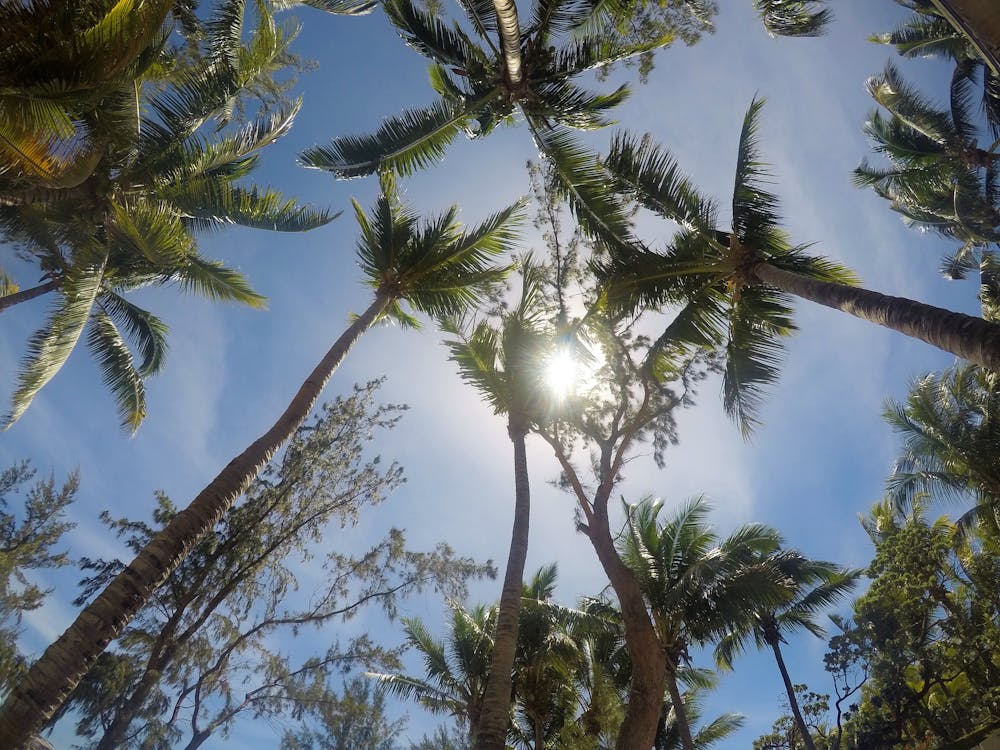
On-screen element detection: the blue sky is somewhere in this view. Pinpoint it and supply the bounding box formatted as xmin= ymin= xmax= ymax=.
xmin=0 ymin=0 xmax=988 ymax=746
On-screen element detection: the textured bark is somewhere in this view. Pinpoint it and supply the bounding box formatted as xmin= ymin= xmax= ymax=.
xmin=587 ymin=492 xmax=666 ymax=750
xmin=664 ymin=664 xmax=695 ymax=750
xmin=771 ymin=639 xmax=817 ymax=750
xmin=0 ymin=280 xmax=60 ymax=312
xmin=475 ymin=417 xmax=531 ymax=750
xmin=754 ymin=262 xmax=1000 ymax=371
xmin=0 ymin=292 xmax=392 ymax=750
xmin=932 ymin=0 xmax=1000 ymax=75
xmin=491 ymin=0 xmax=523 ymax=88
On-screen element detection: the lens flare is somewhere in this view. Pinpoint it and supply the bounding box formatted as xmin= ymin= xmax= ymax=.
xmin=545 ymin=347 xmax=577 ymax=400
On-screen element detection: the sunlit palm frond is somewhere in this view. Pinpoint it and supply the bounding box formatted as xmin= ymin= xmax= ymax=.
xmin=300 ymin=97 xmax=488 ymax=178
xmin=753 ymin=0 xmax=831 ymax=37
xmin=867 ymin=62 xmax=954 ymax=145
xmin=6 ymin=252 xmax=107 ymax=428
xmin=532 ymin=81 xmax=629 ymax=130
xmin=386 ymin=0 xmax=479 ymax=68
xmin=172 ymin=255 xmax=267 ymax=308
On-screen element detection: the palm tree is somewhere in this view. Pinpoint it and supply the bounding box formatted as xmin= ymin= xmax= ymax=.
xmin=602 ymin=98 xmax=1000 ymax=435
xmin=884 ymin=363 xmax=1000 ymax=532
xmin=854 ymin=62 xmax=999 ymax=278
xmin=655 ymin=669 xmax=744 ymax=750
xmin=715 ymin=551 xmax=860 ymax=750
xmin=299 ymin=0 xmax=667 ymax=256
xmin=876 ymin=2 xmax=999 ymax=134
xmin=370 ymin=602 xmax=496 ymax=742
xmin=619 ymin=497 xmax=787 ymax=750
xmin=0 ymin=175 xmax=522 ymax=750
xmin=0 ymin=0 xmax=352 ymax=431
xmin=444 ymin=267 xmax=561 ymax=750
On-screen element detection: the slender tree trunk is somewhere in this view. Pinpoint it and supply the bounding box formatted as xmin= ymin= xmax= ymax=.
xmin=490 ymin=0 xmax=523 ymax=88
xmin=181 ymin=729 xmax=211 ymax=750
xmin=475 ymin=419 xmax=531 ymax=750
xmin=931 ymin=0 xmax=1000 ymax=75
xmin=0 ymin=292 xmax=392 ymax=750
xmin=770 ymin=639 xmax=817 ymax=750
xmin=587 ymin=494 xmax=666 ymax=750
xmin=664 ymin=663 xmax=695 ymax=750
xmin=753 ymin=262 xmax=1000 ymax=370
xmin=0 ymin=280 xmax=59 ymax=312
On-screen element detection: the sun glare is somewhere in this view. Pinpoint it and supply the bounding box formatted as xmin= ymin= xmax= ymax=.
xmin=544 ymin=347 xmax=578 ymax=400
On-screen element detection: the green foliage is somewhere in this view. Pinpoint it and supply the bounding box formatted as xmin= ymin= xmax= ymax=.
xmin=0 ymin=462 xmax=77 ymax=693
xmin=602 ymin=99 xmax=859 ymax=435
xmin=58 ymin=382 xmax=494 ymax=748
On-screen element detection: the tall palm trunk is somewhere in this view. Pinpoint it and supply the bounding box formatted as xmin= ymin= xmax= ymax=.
xmin=587 ymin=489 xmax=666 ymax=750
xmin=753 ymin=262 xmax=1000 ymax=370
xmin=0 ymin=291 xmax=393 ymax=750
xmin=475 ymin=416 xmax=531 ymax=750
xmin=663 ymin=661 xmax=695 ymax=750
xmin=769 ymin=638 xmax=817 ymax=750
xmin=931 ymin=0 xmax=1000 ymax=75
xmin=0 ymin=280 xmax=60 ymax=312
xmin=491 ymin=0 xmax=523 ymax=88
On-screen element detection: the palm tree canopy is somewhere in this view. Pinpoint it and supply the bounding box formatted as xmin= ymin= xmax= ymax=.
xmin=619 ymin=496 xmax=789 ymax=655
xmin=715 ymin=550 xmax=860 ymax=669
xmin=600 ymin=99 xmax=857 ymax=434
xmin=884 ymin=363 xmax=1000 ymax=533
xmin=0 ymin=1 xmax=353 ymax=431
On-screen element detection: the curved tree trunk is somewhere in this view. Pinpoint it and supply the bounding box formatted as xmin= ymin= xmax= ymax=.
xmin=0 ymin=291 xmax=392 ymax=750
xmin=491 ymin=0 xmax=523 ymax=88
xmin=0 ymin=280 xmax=60 ymax=312
xmin=587 ymin=494 xmax=666 ymax=750
xmin=663 ymin=663 xmax=695 ymax=750
xmin=475 ymin=418 xmax=531 ymax=750
xmin=753 ymin=262 xmax=1000 ymax=370
xmin=931 ymin=0 xmax=1000 ymax=75
xmin=770 ymin=639 xmax=817 ymax=750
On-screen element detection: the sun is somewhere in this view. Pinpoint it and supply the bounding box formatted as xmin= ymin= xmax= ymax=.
xmin=544 ymin=347 xmax=578 ymax=400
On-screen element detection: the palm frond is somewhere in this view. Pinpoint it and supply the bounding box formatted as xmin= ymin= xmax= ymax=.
xmin=529 ymin=123 xmax=638 ymax=258
xmin=386 ymin=0 xmax=479 ymax=68
xmin=172 ymin=255 xmax=267 ymax=308
xmin=753 ymin=0 xmax=831 ymax=37
xmin=532 ymin=81 xmax=629 ymax=130
xmin=6 ymin=253 xmax=107 ymax=427
xmin=300 ymin=96 xmax=491 ymax=178
xmin=732 ymin=98 xmax=782 ymax=247
xmin=97 ymin=290 xmax=169 ymax=375
xmin=867 ymin=62 xmax=954 ymax=145
xmin=86 ymin=310 xmax=147 ymax=432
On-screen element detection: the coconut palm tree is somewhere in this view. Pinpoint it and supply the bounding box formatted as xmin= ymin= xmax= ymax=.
xmin=619 ymin=497 xmax=786 ymax=750
xmin=299 ymin=0 xmax=665 ymax=255
xmin=443 ymin=267 xmax=563 ymax=750
xmin=876 ymin=2 xmax=999 ymax=135
xmin=602 ymin=98 xmax=1000 ymax=435
xmin=715 ymin=551 xmax=860 ymax=750
xmin=370 ymin=601 xmax=496 ymax=742
xmin=884 ymin=363 xmax=1000 ymax=533
xmin=655 ymin=669 xmax=744 ymax=750
xmin=854 ymin=63 xmax=1000 ymax=278
xmin=0 ymin=175 xmax=522 ymax=750
xmin=0 ymin=0 xmax=357 ymax=431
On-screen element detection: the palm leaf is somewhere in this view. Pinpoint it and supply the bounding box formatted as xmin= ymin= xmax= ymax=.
xmin=97 ymin=290 xmax=169 ymax=375
xmin=6 ymin=252 xmax=108 ymax=427
xmin=532 ymin=81 xmax=629 ymax=130
xmin=86 ymin=310 xmax=147 ymax=432
xmin=299 ymin=96 xmax=492 ymax=178
xmin=732 ymin=98 xmax=782 ymax=247
xmin=385 ymin=0 xmax=479 ymax=68
xmin=753 ymin=0 xmax=831 ymax=37
xmin=172 ymin=255 xmax=267 ymax=308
